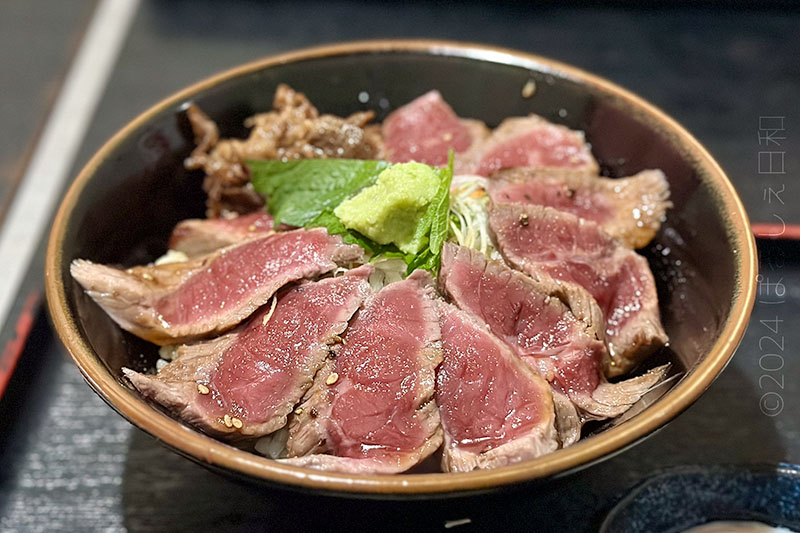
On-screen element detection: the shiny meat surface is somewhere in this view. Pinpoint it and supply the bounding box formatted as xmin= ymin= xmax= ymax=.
xmin=382 ymin=90 xmax=488 ymax=165
xmin=439 ymin=244 xmax=641 ymax=419
xmin=284 ymin=270 xmax=443 ymax=474
xmin=124 ymin=265 xmax=373 ymax=438
xmin=488 ymin=204 xmax=668 ymax=376
xmin=70 ymin=229 xmax=363 ymax=345
xmin=441 ymin=244 xmax=666 ymax=418
xmin=436 ymin=301 xmax=558 ymax=471
xmin=488 ymin=167 xmax=671 ymax=248
xmin=456 ymin=114 xmax=599 ymax=176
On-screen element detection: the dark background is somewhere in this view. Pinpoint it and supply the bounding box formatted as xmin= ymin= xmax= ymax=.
xmin=1 ymin=2 xmax=799 ymax=531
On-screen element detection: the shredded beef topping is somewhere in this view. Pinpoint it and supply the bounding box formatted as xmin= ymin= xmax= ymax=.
xmin=185 ymin=84 xmax=384 ymax=217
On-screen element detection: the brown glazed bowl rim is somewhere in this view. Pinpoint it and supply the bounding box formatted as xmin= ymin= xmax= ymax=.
xmin=45 ymin=39 xmax=758 ymax=495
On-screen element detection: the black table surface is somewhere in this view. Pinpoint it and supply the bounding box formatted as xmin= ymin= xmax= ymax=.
xmin=1 ymin=3 xmax=799 ymax=531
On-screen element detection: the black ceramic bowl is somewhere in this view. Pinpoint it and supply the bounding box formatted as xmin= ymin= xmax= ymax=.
xmin=46 ymin=40 xmax=757 ymax=496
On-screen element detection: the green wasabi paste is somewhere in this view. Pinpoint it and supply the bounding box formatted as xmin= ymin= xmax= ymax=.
xmin=334 ymin=162 xmax=440 ymax=254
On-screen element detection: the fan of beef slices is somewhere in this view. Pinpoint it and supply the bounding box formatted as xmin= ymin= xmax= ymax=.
xmin=383 ymin=91 xmax=674 ymax=444
xmin=384 ymin=90 xmax=673 ymax=373
xmin=484 ymin=167 xmax=672 ymax=376
xmin=71 ymin=85 xmax=674 ymax=474
xmin=381 ymin=89 xmax=598 ymax=175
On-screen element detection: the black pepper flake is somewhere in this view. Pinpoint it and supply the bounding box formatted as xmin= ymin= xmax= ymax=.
xmin=519 ymin=213 xmax=529 ymax=226
xmin=310 ymin=407 xmax=319 ymax=418
xmin=565 ymin=188 xmax=575 ymax=198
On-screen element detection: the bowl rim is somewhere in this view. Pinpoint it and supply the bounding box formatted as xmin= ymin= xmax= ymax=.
xmin=45 ymin=39 xmax=758 ymax=495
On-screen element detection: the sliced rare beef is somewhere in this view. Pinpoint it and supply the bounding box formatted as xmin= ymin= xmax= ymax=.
xmin=436 ymin=301 xmax=558 ymax=471
xmin=71 ymin=228 xmax=363 ymax=345
xmin=124 ymin=265 xmax=373 ymax=438
xmin=456 ymin=115 xmax=599 ymax=176
xmin=382 ymin=90 xmax=488 ymax=166
xmin=185 ymin=84 xmax=384 ymax=218
xmin=441 ymin=243 xmax=667 ymax=425
xmin=168 ymin=211 xmax=278 ymax=256
xmin=488 ymin=167 xmax=671 ymax=249
xmin=440 ymin=243 xmax=660 ymax=422
xmin=488 ymin=204 xmax=668 ymax=377
xmin=439 ymin=243 xmax=606 ymax=385
xmin=284 ymin=270 xmax=443 ymax=474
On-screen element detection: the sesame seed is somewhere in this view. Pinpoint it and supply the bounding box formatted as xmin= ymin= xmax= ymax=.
xmin=262 ymin=296 xmax=278 ymax=326
xmin=326 ymin=373 xmax=339 ymax=386
xmin=158 ymin=345 xmax=179 ymax=361
xmin=521 ymin=80 xmax=536 ymax=98
xmin=223 ymin=414 xmax=233 ymax=428
xmin=141 ymin=273 xmax=153 ymax=281
xmin=231 ymin=417 xmax=243 ymax=429
xmin=248 ymin=225 xmax=257 ymax=232
xmin=294 ymin=407 xmax=304 ymax=415
xmin=445 ymin=518 xmax=473 ymax=529
xmin=197 ymin=383 xmax=210 ymax=395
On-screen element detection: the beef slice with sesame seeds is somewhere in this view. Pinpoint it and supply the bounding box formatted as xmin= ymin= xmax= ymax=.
xmin=487 ymin=167 xmax=671 ymax=249
xmin=124 ymin=265 xmax=373 ymax=439
xmin=488 ymin=204 xmax=668 ymax=377
xmin=284 ymin=270 xmax=443 ymax=474
xmin=71 ymin=228 xmax=364 ymax=345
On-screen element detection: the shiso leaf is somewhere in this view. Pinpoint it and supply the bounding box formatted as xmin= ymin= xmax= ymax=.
xmin=249 ymin=159 xmax=390 ymax=228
